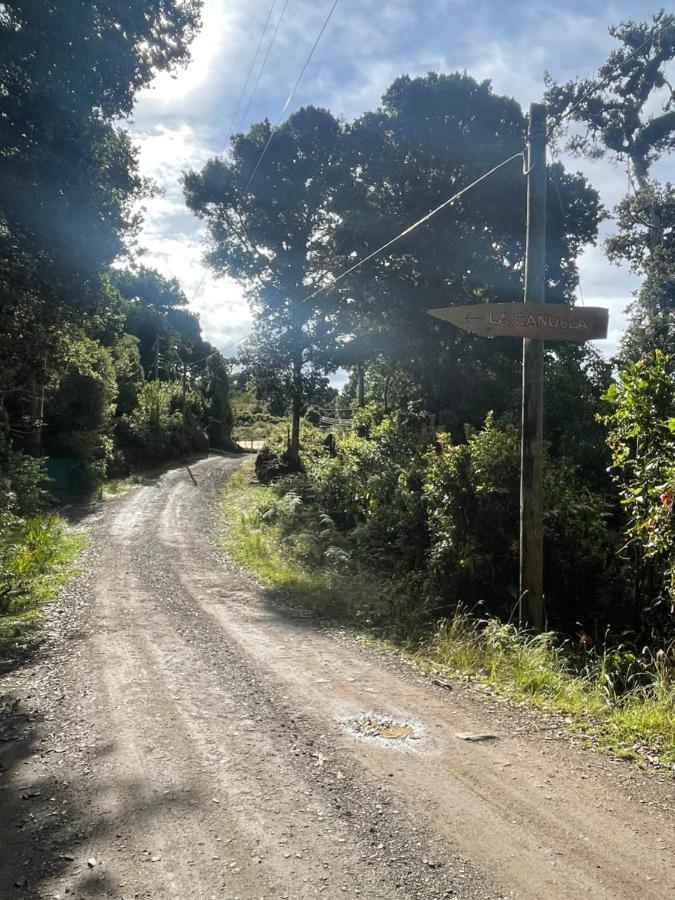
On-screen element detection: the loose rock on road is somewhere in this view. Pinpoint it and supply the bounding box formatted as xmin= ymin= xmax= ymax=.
xmin=0 ymin=455 xmax=673 ymax=899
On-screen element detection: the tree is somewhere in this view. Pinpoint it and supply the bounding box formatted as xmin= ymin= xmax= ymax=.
xmin=329 ymin=73 xmax=601 ymax=432
xmin=114 ymin=267 xmax=188 ymax=308
xmin=184 ymin=106 xmax=346 ymax=462
xmin=0 ymin=0 xmax=202 ymax=465
xmin=0 ymin=1 xmax=201 ymax=306
xmin=545 ymin=11 xmax=675 ymax=361
xmin=204 ymin=355 xmax=234 ymax=450
xmin=545 ymin=11 xmax=675 ymax=200
xmin=607 ymin=184 xmax=675 ymax=361
xmin=602 ymin=351 xmax=675 ymax=629
xmin=43 ymin=336 xmax=118 ymax=493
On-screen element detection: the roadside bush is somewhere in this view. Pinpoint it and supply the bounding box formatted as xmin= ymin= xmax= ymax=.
xmin=602 ymin=351 xmax=675 ymax=626
xmin=121 ymin=381 xmax=209 ymax=466
xmin=0 ymin=452 xmax=52 ymax=517
xmin=424 ymin=416 xmax=520 ymax=616
xmin=44 ymin=337 xmax=118 ymax=494
xmin=256 ymin=408 xmax=614 ymax=632
xmin=255 ymin=446 xmax=300 ymax=483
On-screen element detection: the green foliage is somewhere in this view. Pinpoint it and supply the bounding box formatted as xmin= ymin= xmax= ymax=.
xmin=184 ymin=106 xmax=346 ymax=454
xmin=0 ymin=0 xmax=200 ymax=335
xmin=43 ymin=337 xmax=118 ymax=493
xmin=424 ymin=417 xmax=520 ymax=611
xmin=602 ymin=351 xmax=675 ymax=608
xmin=0 ymin=1 xmax=216 ymax=498
xmin=0 ymin=514 xmax=85 ymax=649
xmin=0 ymin=448 xmax=84 ymax=649
xmin=546 ymin=11 xmax=675 ymax=363
xmin=123 ymin=381 xmax=208 ymax=464
xmin=249 ymin=411 xmax=613 ymax=630
xmin=0 ymin=452 xmax=52 ymax=519
xmin=111 ymin=333 xmax=145 ymax=416
xmin=544 ymin=344 xmax=613 ymax=485
xmin=113 ymin=267 xmax=188 ymax=309
xmin=545 ymin=11 xmax=675 ymax=183
xmin=187 ymin=75 xmax=600 ymax=442
xmin=614 ymin=184 xmax=675 ymax=362
xmin=205 ymin=354 xmax=235 ymax=450
xmin=329 ymin=73 xmax=600 ymax=430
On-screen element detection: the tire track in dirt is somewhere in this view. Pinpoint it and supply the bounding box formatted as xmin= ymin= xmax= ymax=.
xmin=1 ymin=455 xmax=673 ymax=899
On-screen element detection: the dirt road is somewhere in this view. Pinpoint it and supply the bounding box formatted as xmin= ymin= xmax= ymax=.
xmin=1 ymin=455 xmax=673 ymax=899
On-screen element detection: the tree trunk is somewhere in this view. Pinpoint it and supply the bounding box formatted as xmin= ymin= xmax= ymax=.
xmin=633 ymin=164 xmax=663 ymax=253
xmin=289 ymin=348 xmax=302 ymax=462
xmin=357 ymin=364 xmax=365 ymax=408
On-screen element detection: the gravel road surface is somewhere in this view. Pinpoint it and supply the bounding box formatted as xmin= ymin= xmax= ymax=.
xmin=1 ymin=454 xmax=673 ymax=899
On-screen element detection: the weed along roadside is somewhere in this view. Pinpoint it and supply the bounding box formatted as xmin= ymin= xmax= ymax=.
xmin=222 ymin=436 xmax=675 ymax=771
xmin=0 ymin=512 xmax=86 ymax=654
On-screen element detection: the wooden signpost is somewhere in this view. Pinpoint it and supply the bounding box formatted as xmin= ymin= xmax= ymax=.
xmin=427 ymin=103 xmax=609 ymax=631
xmin=427 ymin=302 xmax=608 ymax=342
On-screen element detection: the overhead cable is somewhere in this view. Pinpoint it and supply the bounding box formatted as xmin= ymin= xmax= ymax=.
xmin=228 ymin=0 xmax=279 ymax=138
xmin=299 ymin=151 xmax=526 ymax=305
xmin=238 ymin=0 xmax=291 ymax=131
xmin=190 ymin=0 xmax=336 ymax=309
xmin=243 ymin=0 xmax=339 ymax=192
xmin=219 ymin=149 xmax=526 ymax=354
xmin=188 ymin=0 xmax=282 ymax=308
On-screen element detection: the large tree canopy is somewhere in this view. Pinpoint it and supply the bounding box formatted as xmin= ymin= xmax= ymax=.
xmin=0 ymin=1 xmax=234 ymax=483
xmin=184 ymin=105 xmax=346 ymax=456
xmin=329 ymin=73 xmax=601 ymax=429
xmin=545 ymin=11 xmax=675 ymax=363
xmin=545 ymin=10 xmax=675 ymax=188
xmin=185 ymin=73 xmax=602 ymax=440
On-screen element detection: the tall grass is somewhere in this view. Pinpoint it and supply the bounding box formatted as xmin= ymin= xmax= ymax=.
xmin=0 ymin=514 xmax=85 ymax=650
xmin=423 ymin=613 xmax=675 ymax=764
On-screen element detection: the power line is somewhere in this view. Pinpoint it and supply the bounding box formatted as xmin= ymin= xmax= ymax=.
xmin=238 ymin=0 xmax=290 ymax=131
xmin=243 ymin=0 xmax=339 ymax=193
xmin=301 ymin=152 xmax=526 ymax=305
xmin=553 ymin=19 xmax=671 ymax=126
xmin=219 ymin=150 xmax=526 ymax=355
xmin=189 ymin=0 xmax=335 ymax=309
xmin=228 ymin=0 xmax=279 ymax=139
xmin=188 ymin=1 xmax=283 ymax=309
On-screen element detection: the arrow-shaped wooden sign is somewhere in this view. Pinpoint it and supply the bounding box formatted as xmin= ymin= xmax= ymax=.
xmin=427 ymin=302 xmax=608 ymax=342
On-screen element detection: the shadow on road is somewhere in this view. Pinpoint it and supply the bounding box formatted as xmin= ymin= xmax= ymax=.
xmin=0 ymin=691 xmax=197 ymax=897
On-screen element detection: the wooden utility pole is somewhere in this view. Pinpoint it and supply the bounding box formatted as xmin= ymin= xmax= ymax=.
xmin=520 ymin=102 xmax=547 ymax=630
xmin=428 ymin=101 xmax=607 ymax=632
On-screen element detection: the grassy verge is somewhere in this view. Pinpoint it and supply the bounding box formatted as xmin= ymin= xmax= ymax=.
xmin=221 ymin=461 xmax=675 ymax=770
xmin=222 ymin=463 xmax=383 ymax=618
xmin=0 ymin=516 xmax=86 ymax=651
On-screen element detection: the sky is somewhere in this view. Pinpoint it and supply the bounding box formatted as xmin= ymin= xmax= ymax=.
xmin=127 ymin=0 xmax=674 ymax=369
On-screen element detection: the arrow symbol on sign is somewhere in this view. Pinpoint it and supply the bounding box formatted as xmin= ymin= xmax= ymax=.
xmin=464 ymin=311 xmax=484 ymax=324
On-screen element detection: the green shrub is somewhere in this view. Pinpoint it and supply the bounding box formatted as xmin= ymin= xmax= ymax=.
xmin=424 ymin=416 xmax=520 ymax=614
xmin=257 ymin=408 xmax=614 ymax=631
xmin=121 ymin=381 xmax=209 ymax=465
xmin=602 ymin=350 xmax=675 ymax=615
